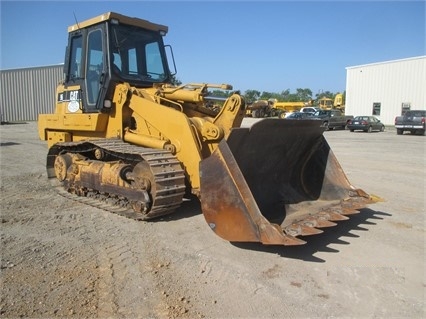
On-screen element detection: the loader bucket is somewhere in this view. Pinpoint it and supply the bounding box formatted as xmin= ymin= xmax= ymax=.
xmin=200 ymin=119 xmax=379 ymax=245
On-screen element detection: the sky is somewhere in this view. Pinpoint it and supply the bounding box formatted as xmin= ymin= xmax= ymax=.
xmin=0 ymin=0 xmax=425 ymax=95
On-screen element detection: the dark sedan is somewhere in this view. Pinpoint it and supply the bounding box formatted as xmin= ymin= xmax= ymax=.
xmin=347 ymin=116 xmax=385 ymax=132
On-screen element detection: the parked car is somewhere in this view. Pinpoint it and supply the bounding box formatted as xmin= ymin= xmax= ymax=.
xmin=347 ymin=116 xmax=385 ymax=132
xmin=300 ymin=107 xmax=321 ymax=114
xmin=284 ymin=112 xmax=315 ymax=119
xmin=394 ymin=110 xmax=426 ymax=135
xmin=311 ymin=109 xmax=353 ymax=130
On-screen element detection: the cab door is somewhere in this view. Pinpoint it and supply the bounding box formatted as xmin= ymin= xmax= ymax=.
xmin=63 ymin=24 xmax=108 ymax=113
xmin=63 ymin=26 xmax=107 ymax=113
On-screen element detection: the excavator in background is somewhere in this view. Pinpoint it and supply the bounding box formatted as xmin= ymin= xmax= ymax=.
xmin=317 ymin=93 xmax=345 ymax=111
xmin=38 ymin=12 xmax=379 ymax=246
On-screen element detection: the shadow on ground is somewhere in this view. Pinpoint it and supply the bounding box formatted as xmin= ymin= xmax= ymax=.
xmin=158 ymin=196 xmax=391 ymax=262
xmin=1 ymin=121 xmax=28 ymax=125
xmin=231 ymin=208 xmax=391 ymax=262
xmin=156 ymin=194 xmax=203 ymax=221
xmin=0 ymin=142 xmax=21 ymax=147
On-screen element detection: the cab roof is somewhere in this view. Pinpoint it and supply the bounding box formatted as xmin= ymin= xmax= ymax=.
xmin=68 ymin=12 xmax=168 ymax=34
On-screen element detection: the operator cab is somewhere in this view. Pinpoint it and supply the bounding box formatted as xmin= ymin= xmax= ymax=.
xmin=63 ymin=12 xmax=175 ymax=113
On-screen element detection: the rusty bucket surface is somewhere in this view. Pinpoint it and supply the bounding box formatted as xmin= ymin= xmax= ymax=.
xmin=200 ymin=119 xmax=378 ymax=245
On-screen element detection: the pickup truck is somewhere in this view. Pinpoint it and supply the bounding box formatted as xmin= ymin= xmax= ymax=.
xmin=312 ymin=109 xmax=353 ymax=130
xmin=394 ymin=110 xmax=426 ymax=135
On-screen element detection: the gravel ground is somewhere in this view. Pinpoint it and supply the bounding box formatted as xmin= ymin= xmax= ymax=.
xmin=1 ymin=120 xmax=424 ymax=318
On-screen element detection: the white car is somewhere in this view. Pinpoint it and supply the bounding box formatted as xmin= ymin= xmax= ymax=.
xmin=300 ymin=107 xmax=321 ymax=113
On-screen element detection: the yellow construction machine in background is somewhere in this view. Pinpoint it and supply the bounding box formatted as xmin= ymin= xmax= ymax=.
xmin=246 ymin=99 xmax=312 ymax=118
xmin=247 ymin=93 xmax=345 ymax=119
xmin=317 ymin=93 xmax=345 ymax=111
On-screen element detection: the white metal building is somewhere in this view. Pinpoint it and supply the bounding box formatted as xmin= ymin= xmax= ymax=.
xmin=345 ymin=56 xmax=426 ymax=125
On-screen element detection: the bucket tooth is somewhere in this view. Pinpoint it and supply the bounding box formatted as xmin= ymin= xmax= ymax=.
xmin=326 ymin=205 xmax=360 ymax=216
xmin=285 ymin=224 xmax=323 ymax=237
xmin=282 ymin=235 xmax=306 ymax=246
xmin=318 ymin=211 xmax=349 ymax=221
xmin=339 ymin=208 xmax=361 ymax=216
xmin=343 ymin=201 xmax=368 ymax=210
xmin=304 ymin=217 xmax=337 ymax=228
xmin=342 ymin=191 xmax=382 ymax=209
xmin=349 ymin=188 xmax=375 ymax=200
xmin=227 ymin=219 xmax=307 ymax=246
xmin=315 ymin=219 xmax=337 ymax=228
xmin=261 ymin=224 xmax=306 ymax=245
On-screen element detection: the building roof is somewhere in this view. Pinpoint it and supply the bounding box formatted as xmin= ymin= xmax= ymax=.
xmin=346 ymin=55 xmax=426 ymax=70
xmin=0 ymin=64 xmax=64 ymax=72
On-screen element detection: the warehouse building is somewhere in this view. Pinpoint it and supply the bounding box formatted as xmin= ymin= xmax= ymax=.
xmin=0 ymin=64 xmax=63 ymax=123
xmin=345 ymin=56 xmax=426 ymax=125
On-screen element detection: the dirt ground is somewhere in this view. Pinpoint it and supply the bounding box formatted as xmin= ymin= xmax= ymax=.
xmin=1 ymin=120 xmax=425 ymax=318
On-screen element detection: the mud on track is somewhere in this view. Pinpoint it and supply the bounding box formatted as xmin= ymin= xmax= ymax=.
xmin=1 ymin=121 xmax=425 ymax=318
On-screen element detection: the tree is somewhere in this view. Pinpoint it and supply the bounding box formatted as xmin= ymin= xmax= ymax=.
xmin=296 ymin=88 xmax=313 ymax=102
xmin=243 ymin=88 xmax=342 ymax=104
xmin=170 ymin=74 xmax=182 ymax=86
xmin=209 ymin=90 xmax=231 ymax=98
xmin=259 ymin=91 xmax=276 ymax=100
xmin=243 ymin=90 xmax=261 ymax=103
xmin=280 ymin=89 xmax=290 ymax=99
xmin=315 ymin=90 xmax=334 ymax=100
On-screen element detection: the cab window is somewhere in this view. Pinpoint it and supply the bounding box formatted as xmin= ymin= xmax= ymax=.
xmin=86 ymin=29 xmax=104 ymax=106
xmin=69 ymin=35 xmax=83 ymax=80
xmin=146 ymin=42 xmax=165 ymax=80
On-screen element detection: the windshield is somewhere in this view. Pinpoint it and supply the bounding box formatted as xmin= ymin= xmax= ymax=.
xmin=314 ymin=110 xmax=328 ymax=116
xmin=407 ymin=110 xmax=426 ymax=117
xmin=110 ymin=23 xmax=169 ymax=83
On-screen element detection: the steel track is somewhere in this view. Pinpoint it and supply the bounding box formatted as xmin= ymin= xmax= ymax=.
xmin=47 ymin=139 xmax=187 ymax=220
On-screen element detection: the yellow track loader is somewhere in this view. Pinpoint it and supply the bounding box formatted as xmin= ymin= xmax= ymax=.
xmin=38 ymin=12 xmax=379 ymax=246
